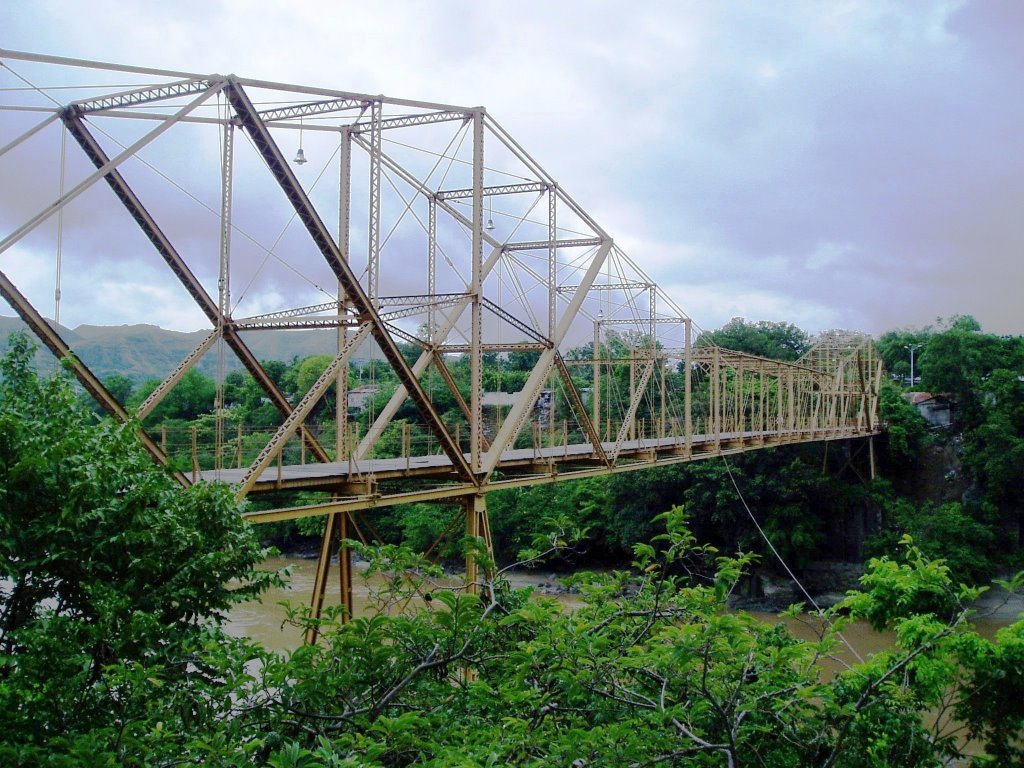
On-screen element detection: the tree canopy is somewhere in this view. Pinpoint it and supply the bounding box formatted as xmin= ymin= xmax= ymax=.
xmin=698 ymin=317 xmax=811 ymax=360
xmin=2 ymin=335 xmax=1024 ymax=765
xmin=0 ymin=334 xmax=275 ymax=762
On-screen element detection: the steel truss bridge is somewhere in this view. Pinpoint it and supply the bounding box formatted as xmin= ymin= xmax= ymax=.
xmin=0 ymin=50 xmax=883 ymax=632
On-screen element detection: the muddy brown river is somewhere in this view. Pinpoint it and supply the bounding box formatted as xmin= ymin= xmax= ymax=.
xmin=226 ymin=556 xmax=1017 ymax=655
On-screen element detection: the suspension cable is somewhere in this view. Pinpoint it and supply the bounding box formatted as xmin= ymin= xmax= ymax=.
xmin=54 ymin=125 xmax=66 ymax=327
xmin=721 ymin=455 xmax=864 ymax=664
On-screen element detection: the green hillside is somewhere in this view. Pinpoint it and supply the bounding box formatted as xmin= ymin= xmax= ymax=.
xmin=0 ymin=315 xmax=359 ymax=383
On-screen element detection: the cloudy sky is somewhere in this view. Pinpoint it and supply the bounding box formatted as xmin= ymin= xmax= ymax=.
xmin=2 ymin=0 xmax=1022 ymax=337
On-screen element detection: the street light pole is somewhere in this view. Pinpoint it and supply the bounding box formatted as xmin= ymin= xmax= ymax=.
xmin=905 ymin=343 xmax=922 ymax=388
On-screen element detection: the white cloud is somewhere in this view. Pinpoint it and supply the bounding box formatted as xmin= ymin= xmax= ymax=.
xmin=2 ymin=0 xmax=1022 ymax=337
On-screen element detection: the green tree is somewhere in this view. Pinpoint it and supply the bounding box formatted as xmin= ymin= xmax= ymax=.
xmin=867 ymin=495 xmax=998 ymax=583
xmin=700 ymin=317 xmax=811 ymax=360
xmin=0 ymin=334 xmax=275 ymax=762
xmin=249 ymin=511 xmax=1024 ymax=767
xmin=877 ymin=381 xmax=930 ymax=467
xmin=919 ymin=315 xmax=1019 ymax=428
xmin=876 ymin=327 xmax=932 ymax=384
xmin=128 ymin=367 xmax=216 ymax=424
xmin=102 ymin=372 xmax=134 ymax=405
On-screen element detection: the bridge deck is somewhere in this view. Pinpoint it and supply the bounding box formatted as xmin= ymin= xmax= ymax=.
xmin=202 ymin=426 xmax=879 ymax=494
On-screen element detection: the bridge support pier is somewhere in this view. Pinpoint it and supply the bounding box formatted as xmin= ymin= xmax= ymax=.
xmin=464 ymin=493 xmax=493 ymax=595
xmin=305 ymin=510 xmax=355 ymax=645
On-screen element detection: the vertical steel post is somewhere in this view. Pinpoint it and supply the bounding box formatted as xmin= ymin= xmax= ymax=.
xmin=367 ymin=99 xmax=382 ymax=305
xmin=337 ymin=127 xmax=352 ymax=461
xmin=464 ymin=494 xmax=491 ymax=594
xmin=735 ymin=360 xmax=743 ymax=439
xmin=306 ymin=511 xmax=339 ymax=645
xmin=428 ymin=195 xmax=437 ymax=341
xmin=470 ymin=111 xmax=484 ymax=473
xmin=659 ymin=360 xmax=666 ymax=440
xmin=712 ymin=347 xmax=721 ymax=450
xmin=787 ymin=370 xmax=796 ymax=432
xmin=215 ymin=120 xmax=233 ymax=473
xmin=629 ymin=348 xmax=636 ymax=442
xmin=760 ymin=369 xmax=767 ymax=441
xmin=593 ymin=318 xmax=601 ymax=432
xmin=684 ymin=318 xmax=692 ymax=455
xmin=548 ymin=185 xmax=557 ymax=339
xmin=338 ymin=511 xmax=353 ymax=620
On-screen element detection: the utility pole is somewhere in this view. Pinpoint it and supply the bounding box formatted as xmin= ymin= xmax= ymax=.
xmin=905 ymin=343 xmax=922 ymax=388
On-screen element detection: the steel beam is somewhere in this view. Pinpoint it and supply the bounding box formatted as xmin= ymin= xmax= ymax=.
xmin=350 ymin=110 xmax=469 ymax=132
xmin=471 ymin=110 xmax=485 ymax=474
xmin=60 ymin=113 xmax=332 ymax=464
xmin=436 ymin=181 xmax=548 ymax=200
xmin=236 ymin=324 xmax=372 ymax=498
xmin=505 ymin=237 xmax=603 ymax=252
xmin=257 ymin=97 xmax=369 ymax=122
xmin=72 ymin=78 xmax=216 ymax=113
xmin=224 ymin=80 xmax=475 ymax=483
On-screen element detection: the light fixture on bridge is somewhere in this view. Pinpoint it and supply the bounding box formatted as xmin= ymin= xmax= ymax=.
xmin=485 ymin=195 xmax=495 ymax=230
xmin=294 ymin=117 xmax=308 ymax=165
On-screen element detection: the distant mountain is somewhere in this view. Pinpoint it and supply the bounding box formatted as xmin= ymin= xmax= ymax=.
xmin=0 ymin=315 xmax=364 ymax=383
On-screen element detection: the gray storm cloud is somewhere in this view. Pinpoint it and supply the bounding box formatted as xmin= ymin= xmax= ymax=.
xmin=1 ymin=0 xmax=1021 ymax=335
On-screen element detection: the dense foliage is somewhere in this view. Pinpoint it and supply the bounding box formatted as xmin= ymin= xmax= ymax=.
xmin=697 ymin=317 xmax=811 ymax=361
xmin=0 ymin=335 xmax=275 ymax=764
xmin=2 ymin=336 xmax=1024 ymax=765
xmin=877 ymin=316 xmax=1024 ymax=571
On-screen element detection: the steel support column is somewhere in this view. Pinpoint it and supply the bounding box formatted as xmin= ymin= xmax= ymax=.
xmin=215 ymin=119 xmax=233 ymax=473
xmin=367 ymin=99 xmax=382 ymax=304
xmin=337 ymin=127 xmax=352 ymax=462
xmin=684 ymin=318 xmax=692 ymax=455
xmin=464 ymin=493 xmax=492 ymax=594
xmin=548 ymin=185 xmax=557 ymax=339
xmin=470 ymin=110 xmax=484 ymax=473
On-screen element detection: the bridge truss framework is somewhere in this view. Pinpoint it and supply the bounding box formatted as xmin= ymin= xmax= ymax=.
xmin=0 ymin=50 xmax=883 ymax=633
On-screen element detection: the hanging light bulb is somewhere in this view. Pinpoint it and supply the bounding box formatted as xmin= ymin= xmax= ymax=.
xmin=293 ymin=116 xmax=307 ymax=165
xmin=485 ymin=195 xmax=495 ymax=230
xmin=486 ymin=214 xmax=495 ymax=231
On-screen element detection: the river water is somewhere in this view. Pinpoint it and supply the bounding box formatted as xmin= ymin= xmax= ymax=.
xmin=226 ymin=556 xmax=1018 ymax=656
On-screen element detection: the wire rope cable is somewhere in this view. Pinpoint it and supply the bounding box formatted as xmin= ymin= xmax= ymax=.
xmin=720 ymin=455 xmax=864 ymax=664
xmin=54 ymin=125 xmax=66 ymax=327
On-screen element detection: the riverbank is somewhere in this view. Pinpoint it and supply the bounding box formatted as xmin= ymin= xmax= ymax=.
xmin=271 ymin=543 xmax=1024 ymax=619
